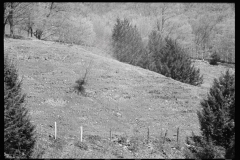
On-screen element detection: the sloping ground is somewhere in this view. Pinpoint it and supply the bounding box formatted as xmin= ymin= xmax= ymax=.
xmin=4 ymin=38 xmax=233 ymax=158
xmin=192 ymin=60 xmax=235 ymax=89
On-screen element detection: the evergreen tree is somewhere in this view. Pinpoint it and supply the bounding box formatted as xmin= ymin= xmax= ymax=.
xmin=147 ymin=30 xmax=165 ymax=55
xmin=147 ymin=31 xmax=203 ymax=86
xmin=185 ymin=70 xmax=235 ymax=158
xmin=4 ymin=54 xmax=36 ymax=158
xmin=112 ymin=22 xmax=203 ymax=86
xmin=197 ymin=70 xmax=235 ymax=149
xmin=225 ymin=135 xmax=235 ymax=159
xmin=112 ymin=18 xmax=145 ymax=65
xmin=146 ymin=30 xmax=165 ymax=71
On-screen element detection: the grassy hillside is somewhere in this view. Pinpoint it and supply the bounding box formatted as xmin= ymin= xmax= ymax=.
xmin=4 ymin=38 xmax=234 ymax=158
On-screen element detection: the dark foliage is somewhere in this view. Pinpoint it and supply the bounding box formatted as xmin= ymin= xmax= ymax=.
xmin=225 ymin=135 xmax=235 ymax=159
xmin=112 ymin=18 xmax=145 ymax=65
xmin=210 ymin=51 xmax=221 ymax=65
xmin=74 ymin=141 xmax=88 ymax=150
xmin=197 ymin=70 xmax=235 ymax=149
xmin=185 ymin=133 xmax=225 ymax=159
xmin=73 ymin=61 xmax=92 ymax=95
xmin=74 ymin=78 xmax=85 ymax=94
xmin=112 ymin=22 xmax=203 ymax=86
xmin=4 ymin=54 xmax=36 ymax=158
xmin=147 ymin=31 xmax=203 ymax=86
xmin=185 ymin=70 xmax=235 ymax=158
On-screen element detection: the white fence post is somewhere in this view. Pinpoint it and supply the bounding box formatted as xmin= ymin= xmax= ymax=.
xmin=80 ymin=126 xmax=83 ymax=142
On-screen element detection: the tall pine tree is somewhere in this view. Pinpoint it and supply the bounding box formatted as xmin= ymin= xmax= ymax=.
xmin=4 ymin=54 xmax=36 ymax=158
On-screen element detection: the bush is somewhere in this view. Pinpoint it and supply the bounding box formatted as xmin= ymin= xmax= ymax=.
xmin=112 ymin=18 xmax=145 ymax=65
xmin=185 ymin=133 xmax=225 ymax=159
xmin=74 ymin=141 xmax=88 ymax=150
xmin=73 ymin=61 xmax=92 ymax=95
xmin=128 ymin=136 xmax=140 ymax=153
xmin=210 ymin=51 xmax=221 ymax=65
xmin=74 ymin=78 xmax=86 ymax=94
xmin=185 ymin=70 xmax=235 ymax=158
xmin=4 ymin=54 xmax=36 ymax=158
xmin=147 ymin=31 xmax=203 ymax=86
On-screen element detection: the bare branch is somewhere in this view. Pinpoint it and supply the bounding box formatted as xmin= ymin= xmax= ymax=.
xmin=164 ymin=14 xmax=178 ymax=22
xmin=14 ymin=3 xmax=31 ymax=14
xmin=46 ymin=2 xmax=54 ymax=18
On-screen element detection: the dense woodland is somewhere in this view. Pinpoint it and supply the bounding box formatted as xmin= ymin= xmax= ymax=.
xmin=4 ymin=3 xmax=235 ymax=63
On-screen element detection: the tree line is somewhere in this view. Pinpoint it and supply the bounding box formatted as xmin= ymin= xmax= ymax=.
xmin=4 ymin=3 xmax=235 ymax=63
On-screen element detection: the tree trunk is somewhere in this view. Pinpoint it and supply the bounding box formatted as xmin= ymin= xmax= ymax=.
xmin=27 ymin=27 xmax=32 ymax=37
xmin=9 ymin=3 xmax=14 ymax=38
xmin=4 ymin=23 xmax=6 ymax=37
xmin=30 ymin=28 xmax=33 ymax=37
xmin=157 ymin=20 xmax=160 ymax=31
xmin=161 ymin=12 xmax=164 ymax=33
xmin=196 ymin=46 xmax=199 ymax=59
xmin=192 ymin=48 xmax=194 ymax=59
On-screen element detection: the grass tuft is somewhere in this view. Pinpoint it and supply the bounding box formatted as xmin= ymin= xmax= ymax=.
xmin=74 ymin=141 xmax=88 ymax=150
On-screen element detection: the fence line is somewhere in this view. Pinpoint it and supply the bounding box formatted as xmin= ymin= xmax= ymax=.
xmin=183 ymin=47 xmax=235 ymax=64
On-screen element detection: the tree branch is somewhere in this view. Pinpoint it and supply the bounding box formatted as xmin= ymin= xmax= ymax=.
xmin=46 ymin=2 xmax=54 ymax=18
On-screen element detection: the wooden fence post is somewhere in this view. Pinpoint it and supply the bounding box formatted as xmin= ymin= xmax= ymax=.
xmin=177 ymin=127 xmax=180 ymax=144
xmin=160 ymin=128 xmax=163 ymax=142
xmin=110 ymin=128 xmax=112 ymax=141
xmin=147 ymin=127 xmax=150 ymax=144
xmin=163 ymin=129 xmax=168 ymax=144
xmin=55 ymin=122 xmax=57 ymax=140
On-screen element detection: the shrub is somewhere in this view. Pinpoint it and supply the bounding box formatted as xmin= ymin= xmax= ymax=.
xmin=74 ymin=78 xmax=86 ymax=94
xmin=73 ymin=61 xmax=92 ymax=95
xmin=4 ymin=54 xmax=36 ymax=158
xmin=147 ymin=31 xmax=203 ymax=86
xmin=185 ymin=70 xmax=235 ymax=158
xmin=117 ymin=135 xmax=128 ymax=146
xmin=210 ymin=51 xmax=221 ymax=65
xmin=74 ymin=141 xmax=88 ymax=150
xmin=86 ymin=135 xmax=102 ymax=144
xmin=128 ymin=136 xmax=140 ymax=153
xmin=185 ymin=133 xmax=225 ymax=159
xmin=112 ymin=18 xmax=145 ymax=65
